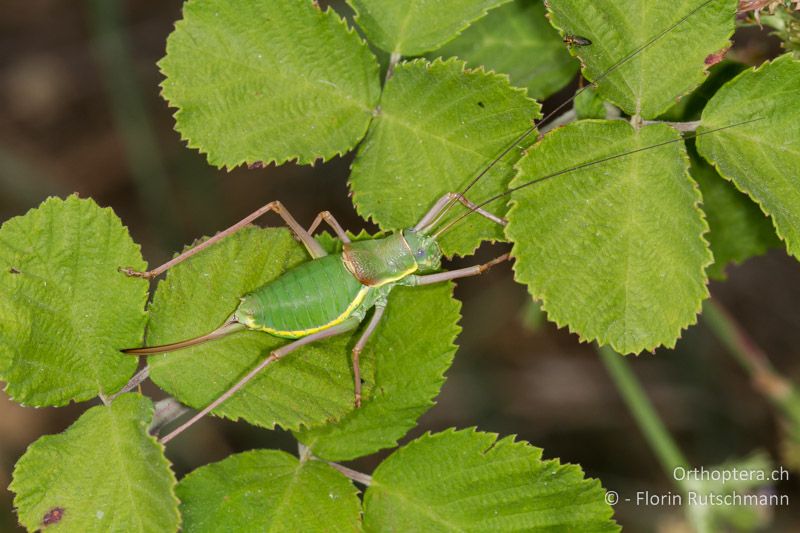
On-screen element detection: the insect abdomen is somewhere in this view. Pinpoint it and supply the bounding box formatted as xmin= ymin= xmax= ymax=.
xmin=234 ymin=254 xmax=366 ymax=338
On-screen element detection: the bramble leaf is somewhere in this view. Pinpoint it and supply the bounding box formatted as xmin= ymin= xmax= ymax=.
xmin=432 ymin=0 xmax=578 ymax=100
xmin=349 ymin=58 xmax=540 ymax=257
xmin=0 ymin=195 xmax=146 ymax=406
xmin=696 ymin=54 xmax=800 ymax=260
xmin=349 ymin=0 xmax=510 ymax=56
xmin=295 ymin=281 xmax=460 ymax=461
xmin=147 ymin=227 xmax=460 ymax=436
xmin=177 ymin=450 xmax=361 ymax=532
xmin=547 ymin=0 xmax=737 ymax=118
xmin=364 ymin=428 xmax=619 ymax=531
xmin=690 ymin=149 xmax=779 ymax=279
xmin=159 ymin=0 xmax=380 ymax=169
xmin=10 ymin=394 xmax=179 ymax=532
xmin=507 ymin=121 xmax=711 ymax=354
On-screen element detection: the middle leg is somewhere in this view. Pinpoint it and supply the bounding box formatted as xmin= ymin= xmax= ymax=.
xmin=350 ymin=304 xmax=386 ymax=407
xmin=306 ymin=210 xmax=351 ymax=243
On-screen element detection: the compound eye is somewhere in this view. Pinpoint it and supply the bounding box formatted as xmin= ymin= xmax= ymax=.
xmin=416 ymin=249 xmax=425 ymax=258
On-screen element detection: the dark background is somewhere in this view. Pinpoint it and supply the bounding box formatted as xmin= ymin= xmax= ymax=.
xmin=2 ymin=1 xmax=800 ymax=531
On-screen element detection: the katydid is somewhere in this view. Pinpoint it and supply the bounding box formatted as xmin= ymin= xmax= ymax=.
xmin=121 ymin=0 xmax=741 ymax=444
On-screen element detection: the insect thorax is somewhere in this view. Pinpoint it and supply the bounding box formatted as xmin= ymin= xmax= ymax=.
xmin=342 ymin=232 xmax=421 ymax=286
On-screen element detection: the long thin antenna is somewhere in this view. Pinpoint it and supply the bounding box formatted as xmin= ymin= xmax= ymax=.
xmin=433 ymin=117 xmax=763 ymax=238
xmin=424 ymin=0 xmax=718 ymax=232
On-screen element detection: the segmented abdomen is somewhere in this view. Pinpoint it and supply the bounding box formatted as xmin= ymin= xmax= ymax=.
xmin=234 ymin=254 xmax=366 ymax=338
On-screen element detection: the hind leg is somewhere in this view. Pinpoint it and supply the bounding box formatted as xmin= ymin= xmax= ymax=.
xmin=159 ymin=317 xmax=361 ymax=444
xmin=120 ymin=201 xmax=326 ymax=279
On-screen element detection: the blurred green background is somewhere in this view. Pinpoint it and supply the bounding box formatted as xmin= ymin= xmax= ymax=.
xmin=2 ymin=1 xmax=800 ymax=531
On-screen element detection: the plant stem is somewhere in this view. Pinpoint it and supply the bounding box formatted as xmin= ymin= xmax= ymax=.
xmin=600 ymin=346 xmax=713 ymax=531
xmin=703 ymin=299 xmax=800 ymax=428
xmin=85 ymin=0 xmax=178 ymax=246
xmin=599 ymin=346 xmax=690 ymax=481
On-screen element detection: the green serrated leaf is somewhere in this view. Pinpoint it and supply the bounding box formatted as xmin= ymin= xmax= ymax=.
xmin=364 ymin=428 xmax=619 ymax=532
xmin=147 ymin=226 xmax=460 ymax=437
xmin=0 ymin=195 xmax=146 ymax=407
xmin=296 ymin=281 xmax=461 ymax=461
xmin=507 ymin=121 xmax=711 ymax=354
xmin=349 ymin=0 xmax=510 ymax=55
xmin=432 ymin=0 xmax=578 ymax=100
xmin=349 ymin=58 xmax=540 ymax=257
xmin=696 ymin=53 xmax=800 ymax=260
xmin=177 ymin=450 xmax=361 ymax=532
xmin=159 ymin=0 xmax=380 ymax=169
xmin=659 ymin=60 xmax=748 ymax=122
xmin=690 ymin=148 xmax=779 ymax=279
xmin=10 ymin=394 xmax=179 ymax=532
xmin=547 ymin=0 xmax=737 ymax=118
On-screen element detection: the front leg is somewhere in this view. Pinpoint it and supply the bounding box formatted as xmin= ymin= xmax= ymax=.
xmin=414 ymin=192 xmax=507 ymax=233
xmin=408 ymin=254 xmax=510 ymax=286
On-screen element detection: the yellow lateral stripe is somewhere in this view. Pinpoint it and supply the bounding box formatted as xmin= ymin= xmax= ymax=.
xmin=372 ymin=264 xmax=417 ymax=288
xmin=243 ymin=286 xmax=371 ymax=338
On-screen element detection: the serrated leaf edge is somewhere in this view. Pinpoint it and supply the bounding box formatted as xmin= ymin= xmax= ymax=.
xmin=347 ymin=56 xmax=540 ymax=258
xmin=506 ymin=121 xmax=713 ymax=354
xmin=348 ymin=0 xmax=514 ymax=56
xmin=297 ymin=282 xmax=463 ymax=460
xmin=158 ymin=0 xmax=381 ymax=170
xmin=697 ymin=53 xmax=800 ymax=259
xmin=544 ymin=1 xmax=737 ymax=119
xmin=0 ymin=194 xmax=148 ymax=407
